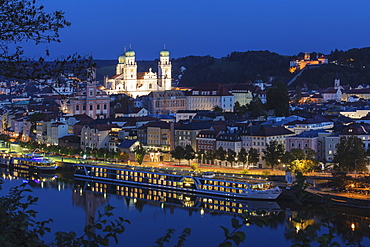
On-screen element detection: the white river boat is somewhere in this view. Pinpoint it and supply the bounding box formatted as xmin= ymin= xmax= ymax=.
xmin=74 ymin=164 xmax=282 ymax=200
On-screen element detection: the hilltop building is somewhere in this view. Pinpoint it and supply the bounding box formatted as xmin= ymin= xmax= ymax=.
xmin=104 ymin=48 xmax=172 ymax=98
xmin=289 ymin=52 xmax=328 ymax=73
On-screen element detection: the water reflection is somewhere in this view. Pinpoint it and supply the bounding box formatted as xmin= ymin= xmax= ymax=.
xmin=73 ymin=179 xmax=282 ymax=217
xmin=1 ymin=168 xmax=370 ymax=246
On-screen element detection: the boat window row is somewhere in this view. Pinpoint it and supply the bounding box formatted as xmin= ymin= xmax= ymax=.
xmin=200 ymin=184 xmax=245 ymax=194
xmin=201 ymin=198 xmax=245 ymax=208
xmin=202 ymin=179 xmax=246 ymax=189
xmin=90 ymin=183 xmax=108 ymax=193
xmin=250 ymin=183 xmax=272 ymax=190
xmin=112 ymin=186 xmax=180 ymax=201
xmin=202 ymin=204 xmax=245 ymax=214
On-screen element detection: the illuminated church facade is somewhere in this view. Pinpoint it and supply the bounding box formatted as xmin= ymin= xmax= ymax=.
xmin=104 ymin=48 xmax=172 ymax=98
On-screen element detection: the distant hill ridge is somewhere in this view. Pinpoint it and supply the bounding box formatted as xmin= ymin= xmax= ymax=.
xmin=95 ymin=47 xmax=370 ymax=90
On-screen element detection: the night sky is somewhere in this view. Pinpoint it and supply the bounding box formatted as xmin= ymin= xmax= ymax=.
xmin=24 ymin=0 xmax=370 ymax=60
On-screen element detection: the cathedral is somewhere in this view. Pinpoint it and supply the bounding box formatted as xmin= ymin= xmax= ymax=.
xmin=104 ymin=48 xmax=172 ymax=98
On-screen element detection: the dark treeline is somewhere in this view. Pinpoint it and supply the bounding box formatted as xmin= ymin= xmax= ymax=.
xmin=96 ymin=47 xmax=370 ymax=89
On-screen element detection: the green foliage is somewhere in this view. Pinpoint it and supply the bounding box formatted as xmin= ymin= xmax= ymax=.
xmin=154 ymin=228 xmax=191 ymax=247
xmin=247 ymin=148 xmax=260 ymax=166
xmin=0 ymin=181 xmax=129 ymax=246
xmin=184 ymin=145 xmax=195 ymax=164
xmin=237 ymin=148 xmax=248 ymax=168
xmin=53 ymin=205 xmax=129 ymax=246
xmin=283 ymin=148 xmax=318 ymax=175
xmin=226 ymin=149 xmax=236 ymax=167
xmin=190 ymin=163 xmax=198 ymax=171
xmin=171 ymin=146 xmax=185 ymax=165
xmin=215 ymin=147 xmax=226 ymax=166
xmin=247 ymin=96 xmax=266 ymax=117
xmin=172 ymin=51 xmax=292 ymax=87
xmin=266 ymin=81 xmax=290 ymax=117
xmin=0 ymin=183 xmax=51 ymax=246
xmin=212 ymin=105 xmax=224 ymax=113
xmin=262 ymin=140 xmax=285 ymax=169
xmin=134 ymin=144 xmax=146 ymax=165
xmin=261 ymin=170 xmax=270 ymax=178
xmin=0 ymin=0 xmax=93 ymax=83
xmin=333 ymin=136 xmax=367 ymax=172
xmin=219 ymin=210 xmax=270 ymax=247
xmin=204 ymin=150 xmax=215 ymax=164
xmin=240 ymin=169 xmax=249 ymax=174
xmin=290 ymin=160 xmax=317 ymax=175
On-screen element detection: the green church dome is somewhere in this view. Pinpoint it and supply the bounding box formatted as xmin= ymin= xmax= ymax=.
xmin=125 ymin=49 xmax=135 ymax=57
xmin=118 ymin=54 xmax=126 ymax=64
xmin=160 ymin=49 xmax=170 ymax=57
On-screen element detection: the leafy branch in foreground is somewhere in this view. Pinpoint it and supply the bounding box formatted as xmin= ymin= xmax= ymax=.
xmin=154 ymin=228 xmax=191 ymax=247
xmin=0 ymin=0 xmax=95 ymax=84
xmin=53 ymin=205 xmax=130 ymax=247
xmin=0 ymin=179 xmax=130 ymax=247
xmin=0 ymin=182 xmax=52 ymax=246
xmin=219 ymin=210 xmax=270 ymax=247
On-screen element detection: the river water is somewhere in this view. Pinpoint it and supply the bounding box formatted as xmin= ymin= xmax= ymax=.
xmin=1 ymin=169 xmax=370 ymax=247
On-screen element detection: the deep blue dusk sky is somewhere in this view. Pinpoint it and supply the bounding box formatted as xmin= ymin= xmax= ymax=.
xmin=25 ymin=0 xmax=370 ymax=60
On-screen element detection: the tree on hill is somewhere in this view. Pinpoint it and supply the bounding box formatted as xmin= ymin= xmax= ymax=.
xmin=333 ymin=136 xmax=367 ymax=172
xmin=266 ymin=81 xmax=290 ymax=117
xmin=247 ymin=95 xmax=266 ymax=117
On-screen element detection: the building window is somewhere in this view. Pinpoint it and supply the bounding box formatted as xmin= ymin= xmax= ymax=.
xmin=83 ymin=105 xmax=86 ymax=110
xmin=97 ymin=105 xmax=100 ymax=110
xmin=90 ymin=105 xmax=93 ymax=110
xmin=104 ymin=104 xmax=107 ymax=110
xmin=76 ymin=105 xmax=79 ymax=111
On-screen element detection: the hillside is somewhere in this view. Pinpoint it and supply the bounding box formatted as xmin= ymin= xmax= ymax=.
xmin=95 ymin=47 xmax=370 ymax=89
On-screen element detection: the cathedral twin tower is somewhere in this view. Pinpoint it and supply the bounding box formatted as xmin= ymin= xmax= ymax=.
xmin=104 ymin=48 xmax=172 ymax=98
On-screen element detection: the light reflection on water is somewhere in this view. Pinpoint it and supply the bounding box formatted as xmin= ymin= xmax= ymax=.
xmin=1 ymin=170 xmax=370 ymax=247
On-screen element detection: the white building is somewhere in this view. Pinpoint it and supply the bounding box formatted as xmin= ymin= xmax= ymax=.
xmin=80 ymin=125 xmax=111 ymax=150
xmin=284 ymin=115 xmax=334 ymax=134
xmin=104 ymin=48 xmax=172 ymax=98
xmin=186 ymin=83 xmax=234 ymax=112
xmin=50 ymin=122 xmax=69 ymax=145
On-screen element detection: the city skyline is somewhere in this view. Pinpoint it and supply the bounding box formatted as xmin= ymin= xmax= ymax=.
xmin=21 ymin=0 xmax=370 ymax=60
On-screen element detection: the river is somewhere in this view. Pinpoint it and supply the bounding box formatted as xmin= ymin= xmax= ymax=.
xmin=1 ymin=169 xmax=370 ymax=247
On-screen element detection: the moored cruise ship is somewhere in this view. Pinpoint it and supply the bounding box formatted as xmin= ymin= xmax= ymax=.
xmin=10 ymin=154 xmax=58 ymax=172
xmin=74 ymin=164 xmax=282 ymax=200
